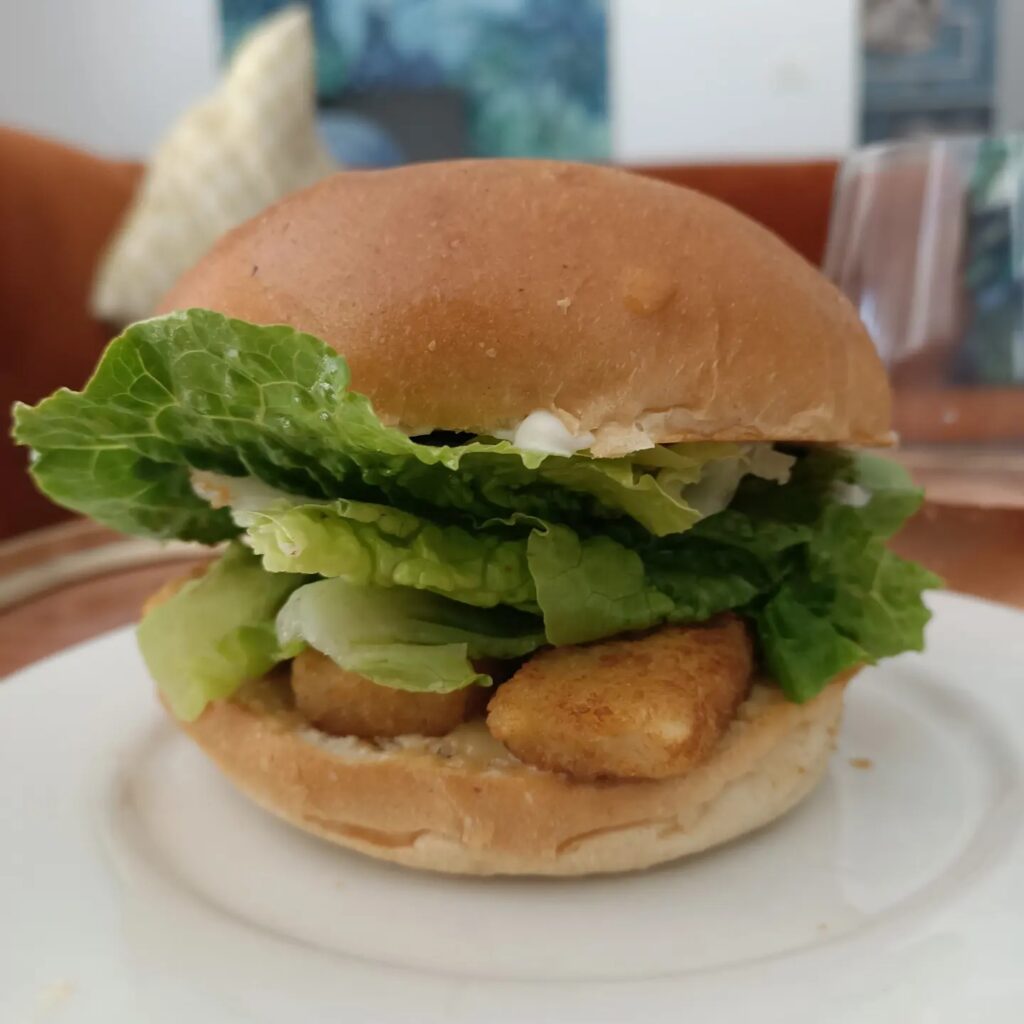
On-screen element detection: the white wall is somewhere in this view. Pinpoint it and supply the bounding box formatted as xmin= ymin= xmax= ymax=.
xmin=0 ymin=0 xmax=857 ymax=162
xmin=0 ymin=0 xmax=220 ymax=158
xmin=612 ymin=0 xmax=858 ymax=162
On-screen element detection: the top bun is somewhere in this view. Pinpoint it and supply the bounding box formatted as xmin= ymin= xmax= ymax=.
xmin=158 ymin=159 xmax=891 ymax=456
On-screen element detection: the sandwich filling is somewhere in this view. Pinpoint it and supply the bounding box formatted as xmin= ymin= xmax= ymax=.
xmin=13 ymin=309 xmax=938 ymax=778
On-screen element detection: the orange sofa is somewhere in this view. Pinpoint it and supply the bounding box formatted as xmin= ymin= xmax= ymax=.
xmin=0 ymin=129 xmax=142 ymax=539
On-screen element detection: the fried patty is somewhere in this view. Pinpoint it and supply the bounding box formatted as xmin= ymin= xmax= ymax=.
xmin=486 ymin=615 xmax=753 ymax=781
xmin=146 ymin=568 xmax=754 ymax=780
xmin=291 ymin=649 xmax=485 ymax=739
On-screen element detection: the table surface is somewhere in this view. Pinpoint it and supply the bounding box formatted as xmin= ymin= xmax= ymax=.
xmin=0 ymin=521 xmax=210 ymax=678
xmin=2 ymin=488 xmax=1023 ymax=679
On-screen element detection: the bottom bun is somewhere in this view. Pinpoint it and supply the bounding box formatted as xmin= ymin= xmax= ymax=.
xmin=172 ymin=671 xmax=853 ymax=876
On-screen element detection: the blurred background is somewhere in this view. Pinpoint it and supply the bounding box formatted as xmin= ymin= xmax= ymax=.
xmin=1 ymin=0 xmax=1022 ymax=667
xmin=5 ymin=0 xmax=1023 ymax=166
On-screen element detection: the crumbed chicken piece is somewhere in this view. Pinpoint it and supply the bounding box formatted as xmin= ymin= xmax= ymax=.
xmin=291 ymin=649 xmax=486 ymax=738
xmin=487 ymin=615 xmax=753 ymax=781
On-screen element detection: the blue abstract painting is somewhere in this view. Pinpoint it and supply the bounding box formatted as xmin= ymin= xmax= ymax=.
xmin=221 ymin=0 xmax=609 ymax=165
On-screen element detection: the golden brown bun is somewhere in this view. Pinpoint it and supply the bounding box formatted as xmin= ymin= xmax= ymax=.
xmin=172 ymin=674 xmax=852 ymax=876
xmin=157 ymin=159 xmax=891 ymax=456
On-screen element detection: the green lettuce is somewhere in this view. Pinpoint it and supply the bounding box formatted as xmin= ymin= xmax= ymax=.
xmin=276 ymin=578 xmax=544 ymax=693
xmin=12 ymin=310 xmax=739 ymax=541
xmin=136 ymin=543 xmax=307 ymax=720
xmin=727 ymin=451 xmax=940 ymax=697
xmin=13 ymin=309 xmax=939 ymax=715
xmin=240 ymin=498 xmax=538 ymax=611
xmin=521 ymin=452 xmax=937 ymax=697
xmin=526 ymin=526 xmax=673 ymax=644
xmin=230 ymin=450 xmax=937 ymax=703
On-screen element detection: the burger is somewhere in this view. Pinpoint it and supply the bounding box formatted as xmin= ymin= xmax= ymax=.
xmin=12 ymin=160 xmax=938 ymax=875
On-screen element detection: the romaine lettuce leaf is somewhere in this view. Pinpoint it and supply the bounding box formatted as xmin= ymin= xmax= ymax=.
xmin=754 ymin=583 xmax=868 ymax=701
xmin=526 ymin=525 xmax=673 ymax=644
xmin=225 ymin=452 xmax=936 ymax=704
xmin=136 ymin=543 xmax=308 ymax=720
xmin=29 ymin=448 xmax=234 ymax=544
xmin=239 ymin=498 xmax=539 ymax=611
xmin=276 ymin=578 xmax=545 ymax=693
xmin=743 ymin=452 xmax=940 ymax=698
xmin=520 ymin=452 xmax=937 ymax=699
xmin=13 ymin=310 xmax=743 ymax=541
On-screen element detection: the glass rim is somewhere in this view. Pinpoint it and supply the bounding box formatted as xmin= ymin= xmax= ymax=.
xmin=847 ymin=131 xmax=1024 ymax=164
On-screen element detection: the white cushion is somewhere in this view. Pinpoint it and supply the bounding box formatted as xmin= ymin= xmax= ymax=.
xmin=92 ymin=6 xmax=337 ymax=324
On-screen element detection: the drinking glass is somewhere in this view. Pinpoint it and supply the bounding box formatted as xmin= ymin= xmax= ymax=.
xmin=825 ymin=135 xmax=1024 ymax=506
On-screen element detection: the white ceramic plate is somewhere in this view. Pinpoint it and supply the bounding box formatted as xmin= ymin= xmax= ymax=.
xmin=1 ymin=591 xmax=1022 ymax=1024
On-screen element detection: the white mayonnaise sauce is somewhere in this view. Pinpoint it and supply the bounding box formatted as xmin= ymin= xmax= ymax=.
xmin=496 ymin=410 xmax=595 ymax=456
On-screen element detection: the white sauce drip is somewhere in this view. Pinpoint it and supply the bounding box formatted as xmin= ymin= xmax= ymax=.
xmin=660 ymin=443 xmax=797 ymax=518
xmin=497 ymin=410 xmax=594 ymax=456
